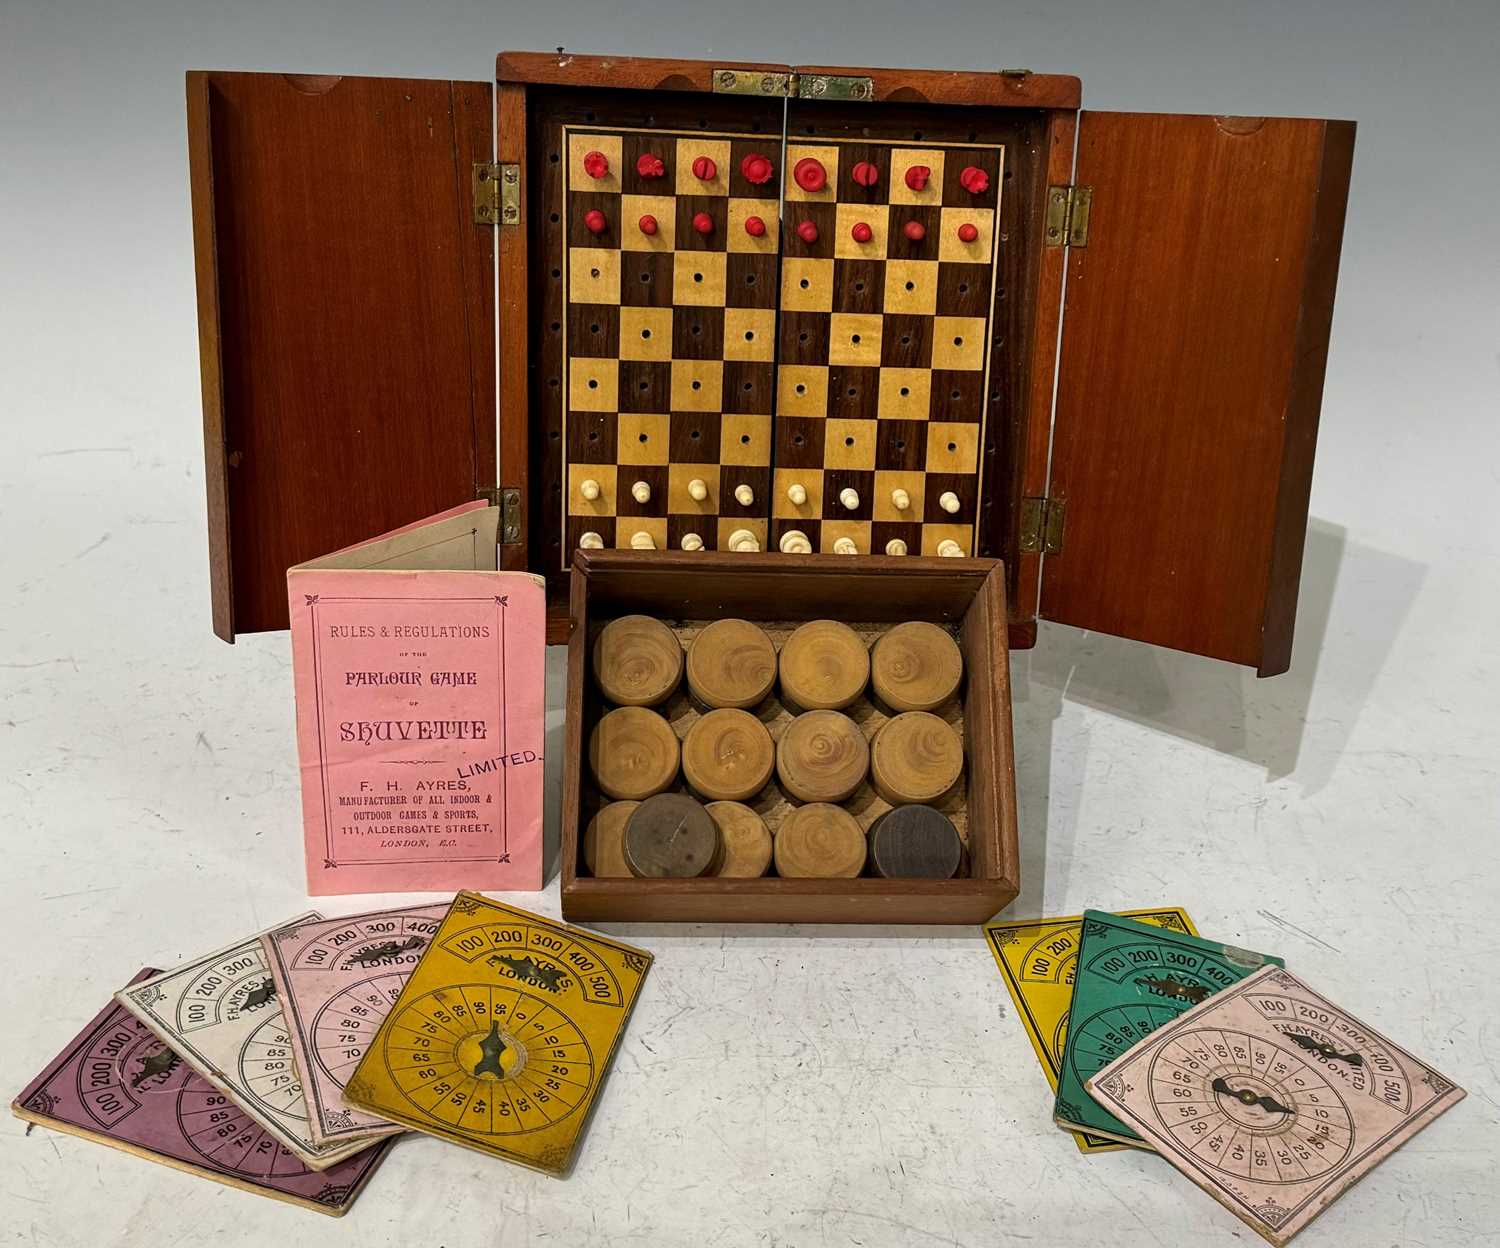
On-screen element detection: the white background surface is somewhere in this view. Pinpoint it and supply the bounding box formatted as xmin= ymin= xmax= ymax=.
xmin=3 ymin=1 xmax=1497 ymax=1245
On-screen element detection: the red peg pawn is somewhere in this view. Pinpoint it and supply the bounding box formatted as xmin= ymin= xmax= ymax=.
xmin=958 ymin=165 xmax=990 ymax=195
xmin=956 ymin=222 xmax=980 ymax=243
xmin=582 ymin=150 xmax=610 ymax=179
xmin=583 ymin=208 xmax=608 ymax=236
xmin=740 ymin=152 xmax=775 ymax=185
xmin=796 ymin=219 xmax=819 ymax=244
xmin=850 ymin=160 xmax=880 ymax=188
xmin=902 ymin=220 xmax=926 ymax=242
xmin=636 ymin=152 xmax=666 ymax=179
xmin=744 ymin=215 xmax=767 ymax=238
xmin=638 ymin=214 xmax=659 ymax=237
xmin=850 ymin=221 xmax=873 ymax=244
xmin=793 ymin=156 xmax=827 ymax=193
xmin=691 ymin=154 xmax=718 ymax=181
xmin=904 ymin=164 xmax=931 ymax=191
xmin=692 ymin=211 xmax=715 ymax=237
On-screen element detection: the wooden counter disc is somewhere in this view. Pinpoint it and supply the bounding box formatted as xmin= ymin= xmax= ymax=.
xmin=682 ymin=708 xmax=775 ymax=802
xmin=623 ymin=792 xmax=720 ymax=878
xmin=867 ymin=805 xmax=963 ymax=879
xmin=774 ymin=804 xmax=867 ymax=878
xmin=776 ymin=710 xmax=870 ymax=804
xmin=869 ymin=711 xmax=964 ymax=805
xmin=778 ymin=620 xmax=870 ymax=710
xmin=685 ymin=618 xmax=778 ymax=709
xmin=583 ymin=800 xmax=639 ymax=877
xmin=588 ymin=706 xmax=681 ymax=801
xmin=705 ymin=801 xmax=773 ymax=877
xmin=593 ymin=614 xmax=684 ymax=706
xmin=870 ymin=621 xmax=964 ymax=712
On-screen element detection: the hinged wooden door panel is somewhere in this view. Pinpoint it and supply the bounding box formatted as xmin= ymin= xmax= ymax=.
xmin=1041 ymin=112 xmax=1354 ymax=675
xmin=189 ymin=71 xmax=495 ymax=640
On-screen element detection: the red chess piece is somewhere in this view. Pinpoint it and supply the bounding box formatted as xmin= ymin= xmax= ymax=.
xmin=796 ymin=219 xmax=819 ymax=244
xmin=744 ymin=215 xmax=767 ymax=238
xmin=850 ymin=221 xmax=874 ymax=244
xmin=636 ymin=152 xmax=666 ymax=179
xmin=583 ymin=209 xmax=608 ymax=236
xmin=904 ymin=164 xmax=931 ymax=191
xmin=956 ymin=222 xmax=980 ymax=243
xmin=902 ymin=220 xmax=926 ymax=242
xmin=850 ymin=160 xmax=880 ymax=188
xmin=793 ymin=156 xmax=827 ymax=193
xmin=692 ymin=211 xmax=715 ymax=236
xmin=740 ymin=152 xmax=775 ymax=185
xmin=691 ymin=155 xmax=718 ymax=181
xmin=582 ymin=150 xmax=610 ymax=179
xmin=958 ymin=165 xmax=990 ymax=194
xmin=638 ymin=214 xmax=659 ymax=236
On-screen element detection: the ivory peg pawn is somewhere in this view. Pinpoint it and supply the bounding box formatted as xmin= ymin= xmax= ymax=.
xmin=630 ymin=531 xmax=656 ymax=550
xmin=838 ymin=487 xmax=860 ymax=511
xmin=579 ymin=531 xmax=605 ymax=550
xmin=774 ymin=804 xmax=867 ymax=879
xmin=579 ymin=477 xmax=602 ymax=501
xmin=734 ymin=483 xmax=755 ymax=507
xmin=885 ymin=539 xmax=908 ymax=556
xmin=631 ymin=479 xmax=652 ymax=504
xmin=869 ymin=711 xmax=964 ymax=806
xmin=939 ymin=491 xmax=961 ymax=514
xmin=583 ymin=801 xmax=639 ymax=878
xmin=890 ymin=487 xmax=911 ymax=512
xmin=870 ymin=621 xmax=964 ymax=713
xmin=588 ymin=706 xmax=680 ymax=801
xmin=867 ymin=805 xmax=963 ymax=879
xmin=779 ymin=529 xmax=813 ymax=555
xmin=779 ymin=619 xmax=870 ymax=711
xmin=705 ymin=802 xmax=772 ymax=877
xmin=680 ymin=533 xmax=705 ymax=552
xmin=728 ymin=528 xmax=760 ymax=552
xmin=937 ymin=539 xmax=964 ymax=558
xmin=686 ymin=618 xmax=777 ymax=709
xmin=592 ymin=613 xmax=683 ymax=707
xmin=775 ymin=710 xmax=870 ymax=804
xmin=687 ymin=477 xmax=709 ymax=502
xmin=623 ymin=793 xmax=719 ymax=878
xmin=786 ymin=482 xmax=808 ymax=506
xmin=832 ymin=536 xmax=858 ymax=555
xmin=682 ymin=708 xmax=775 ymax=802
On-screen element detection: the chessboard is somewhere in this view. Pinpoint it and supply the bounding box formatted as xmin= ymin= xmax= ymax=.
xmin=556 ymin=124 xmax=1003 ymax=565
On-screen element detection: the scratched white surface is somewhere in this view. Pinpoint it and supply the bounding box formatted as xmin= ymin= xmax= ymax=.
xmin=3 ymin=2 xmax=1498 ymax=1245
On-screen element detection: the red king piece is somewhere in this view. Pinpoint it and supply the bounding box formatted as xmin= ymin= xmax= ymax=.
xmin=902 ymin=220 xmax=926 ymax=242
xmin=793 ymin=156 xmax=828 ymax=193
xmin=582 ymin=150 xmax=610 ymax=179
xmin=956 ymin=222 xmax=980 ymax=243
xmin=636 ymin=153 xmax=666 ymax=179
xmin=850 ymin=161 xmax=880 ymax=188
xmin=958 ymin=165 xmax=990 ymax=195
xmin=583 ymin=209 xmax=608 ymax=235
xmin=850 ymin=221 xmax=873 ymax=244
xmin=904 ymin=164 xmax=931 ymax=191
xmin=638 ymin=214 xmax=659 ymax=236
xmin=796 ymin=220 xmax=819 ymax=244
xmin=740 ymin=152 xmax=775 ymax=185
xmin=692 ymin=211 xmax=715 ymax=236
xmin=744 ymin=215 xmax=767 ymax=238
xmin=691 ymin=155 xmax=718 ymax=181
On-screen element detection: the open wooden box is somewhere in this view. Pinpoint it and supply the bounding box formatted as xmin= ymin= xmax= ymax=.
xmin=187 ymin=52 xmax=1354 ymax=677
xmin=561 ymin=551 xmax=1017 ymax=923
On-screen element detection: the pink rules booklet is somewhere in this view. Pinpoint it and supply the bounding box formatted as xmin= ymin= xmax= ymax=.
xmin=287 ymin=502 xmax=546 ymax=895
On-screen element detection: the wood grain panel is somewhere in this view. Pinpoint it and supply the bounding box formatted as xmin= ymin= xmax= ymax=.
xmin=1041 ymin=113 xmax=1355 ymax=672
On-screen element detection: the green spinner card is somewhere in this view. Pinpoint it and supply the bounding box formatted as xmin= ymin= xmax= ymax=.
xmin=1054 ymin=910 xmax=1284 ymax=1147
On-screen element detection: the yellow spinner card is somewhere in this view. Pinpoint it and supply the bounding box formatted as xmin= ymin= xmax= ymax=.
xmin=984 ymin=907 xmax=1198 ymax=1152
xmin=343 ymin=893 xmax=651 ymax=1175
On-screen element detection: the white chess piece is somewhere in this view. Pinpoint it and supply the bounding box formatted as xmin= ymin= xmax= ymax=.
xmin=890 ymin=487 xmax=911 ymax=512
xmin=838 ymin=487 xmax=860 ymax=511
xmin=734 ymin=483 xmax=755 ymax=506
xmin=680 ymin=532 xmax=704 ymax=551
xmin=939 ymin=491 xmax=961 ymax=514
xmin=579 ymin=478 xmax=601 ymax=502
xmin=631 ymin=480 xmax=652 ymax=504
xmin=579 ymin=531 xmax=605 ymax=550
xmin=630 ymin=530 xmax=656 ymax=550
xmin=727 ymin=528 xmax=760 ymax=552
xmin=884 ymin=538 xmax=908 ymax=556
xmin=779 ymin=529 xmax=813 ymax=554
xmin=832 ymin=536 xmax=858 ymax=555
xmin=936 ymin=539 xmax=964 ymax=557
xmin=687 ymin=478 xmax=708 ymax=502
xmin=786 ymin=482 xmax=808 ymax=506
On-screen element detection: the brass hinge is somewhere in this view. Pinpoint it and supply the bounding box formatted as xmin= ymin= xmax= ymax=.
xmin=473 ymin=162 xmax=521 ymax=227
xmin=1044 ymin=184 xmax=1092 ymax=247
xmin=1018 ymin=496 xmax=1066 ymax=555
xmin=713 ymin=69 xmax=875 ymax=101
xmin=478 ymin=486 xmax=523 ymax=544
